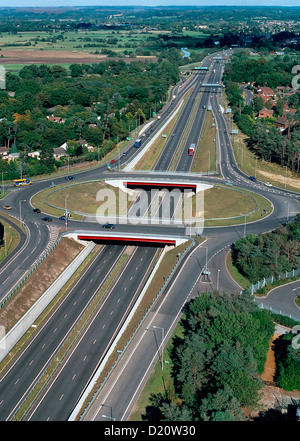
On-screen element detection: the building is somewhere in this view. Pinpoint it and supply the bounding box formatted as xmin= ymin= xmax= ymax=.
xmin=0 ymin=147 xmax=9 ymax=158
xmin=47 ymin=115 xmax=65 ymax=124
xmin=275 ymin=116 xmax=289 ymax=131
xmin=53 ymin=147 xmax=67 ymax=159
xmin=258 ymin=108 xmax=274 ymax=119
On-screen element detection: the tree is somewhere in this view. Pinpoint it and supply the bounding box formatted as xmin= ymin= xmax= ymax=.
xmin=199 ymin=385 xmax=245 ymax=421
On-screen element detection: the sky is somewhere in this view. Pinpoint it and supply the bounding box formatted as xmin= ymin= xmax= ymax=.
xmin=0 ymin=1 xmax=300 ymax=8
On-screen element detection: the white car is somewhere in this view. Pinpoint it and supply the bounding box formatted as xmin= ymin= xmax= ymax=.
xmin=264 ymin=182 xmax=272 ymax=187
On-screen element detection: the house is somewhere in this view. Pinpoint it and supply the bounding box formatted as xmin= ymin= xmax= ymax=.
xmin=276 ymin=86 xmax=297 ymax=98
xmin=258 ymin=108 xmax=274 ymax=119
xmin=7 ymin=152 xmax=19 ymax=161
xmin=47 ymin=115 xmax=65 ymax=124
xmin=256 ymin=86 xmax=276 ymax=105
xmin=53 ymin=147 xmax=67 ymax=159
xmin=59 ymin=142 xmax=68 ymax=150
xmin=77 ymin=139 xmax=94 ymax=152
xmin=0 ymin=146 xmax=9 ymax=158
xmin=275 ymin=116 xmax=289 ymax=131
xmin=283 ymin=105 xmax=297 ymax=117
xmin=28 ymin=151 xmax=40 ymax=159
xmin=257 ymin=86 xmax=276 ymax=97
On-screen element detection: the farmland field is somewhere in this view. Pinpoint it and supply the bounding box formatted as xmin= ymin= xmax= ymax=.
xmin=0 ymin=29 xmax=211 ymax=71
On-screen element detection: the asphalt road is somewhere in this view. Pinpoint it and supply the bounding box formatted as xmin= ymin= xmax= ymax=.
xmin=0 ymin=48 xmax=299 ymax=421
xmin=0 ymin=244 xmax=160 ymax=421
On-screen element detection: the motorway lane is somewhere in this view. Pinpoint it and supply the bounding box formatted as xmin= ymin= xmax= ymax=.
xmin=82 ymin=205 xmax=300 ymax=421
xmin=175 ymin=63 xmax=223 ymax=172
xmin=0 ymin=48 xmax=299 ymax=422
xmin=82 ymin=233 xmax=243 ymax=421
xmin=24 ymin=245 xmax=160 ymax=421
xmin=0 ymin=244 xmax=127 ymax=420
xmin=154 ymin=64 xmax=212 ymax=171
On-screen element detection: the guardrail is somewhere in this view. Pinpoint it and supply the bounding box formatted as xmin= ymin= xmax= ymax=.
xmin=242 ymin=268 xmax=300 ymax=322
xmin=0 ymin=241 xmax=96 ymax=363
xmin=0 ymin=235 xmax=62 ymax=310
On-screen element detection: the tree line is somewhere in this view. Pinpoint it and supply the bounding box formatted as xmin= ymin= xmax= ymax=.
xmin=0 ymin=49 xmax=180 ymax=178
xmin=231 ymin=214 xmax=300 ymax=284
xmin=224 ymin=51 xmax=300 ymax=173
xmin=143 ymin=291 xmax=274 ymax=421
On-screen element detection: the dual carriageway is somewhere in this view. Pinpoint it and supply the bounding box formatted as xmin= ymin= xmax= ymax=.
xmin=0 ymin=52 xmax=299 ymax=421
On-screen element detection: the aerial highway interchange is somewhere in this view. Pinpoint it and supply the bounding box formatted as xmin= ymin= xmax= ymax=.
xmin=0 ymin=50 xmax=299 ymax=421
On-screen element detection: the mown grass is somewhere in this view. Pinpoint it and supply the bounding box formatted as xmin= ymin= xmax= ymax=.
xmin=191 ymin=110 xmax=217 ymax=173
xmin=0 ymin=218 xmax=20 ymax=263
xmin=129 ymin=320 xmax=185 ymax=421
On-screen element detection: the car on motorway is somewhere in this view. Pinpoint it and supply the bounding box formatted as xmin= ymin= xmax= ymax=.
xmin=122 ymin=151 xmax=128 ymax=156
xmin=264 ymin=182 xmax=272 ymax=187
xmin=102 ymin=223 xmax=115 ymax=229
xmin=249 ymin=176 xmax=257 ymax=182
xmin=65 ymin=176 xmax=75 ymax=181
xmin=59 ymin=215 xmax=66 ymax=220
xmin=42 ymin=216 xmax=52 ymax=222
xmin=110 ymin=159 xmax=116 ymax=164
xmin=33 ymin=208 xmax=41 ymax=213
xmin=2 ymin=205 xmax=11 ymax=210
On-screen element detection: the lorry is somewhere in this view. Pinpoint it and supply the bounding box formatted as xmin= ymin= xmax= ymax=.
xmin=134 ymin=138 xmax=142 ymax=148
xmin=188 ymin=143 xmax=195 ymax=156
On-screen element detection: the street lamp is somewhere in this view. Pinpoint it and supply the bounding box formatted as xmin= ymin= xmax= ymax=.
xmin=153 ymin=325 xmax=164 ymax=371
xmin=217 ymin=269 xmax=220 ymax=291
xmin=19 ymin=199 xmax=26 ymax=226
xmin=101 ymin=415 xmax=115 ymax=421
xmin=200 ymin=245 xmax=208 ymax=273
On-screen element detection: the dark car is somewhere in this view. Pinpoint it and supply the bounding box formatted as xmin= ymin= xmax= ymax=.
xmin=102 ymin=223 xmax=115 ymax=229
xmin=249 ymin=176 xmax=257 ymax=182
xmin=65 ymin=176 xmax=75 ymax=180
xmin=59 ymin=215 xmax=66 ymax=221
xmin=42 ymin=216 xmax=52 ymax=222
xmin=122 ymin=152 xmax=128 ymax=156
xmin=33 ymin=208 xmax=41 ymax=213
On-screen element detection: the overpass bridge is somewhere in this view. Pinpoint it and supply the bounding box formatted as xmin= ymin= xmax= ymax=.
xmin=66 ymin=230 xmax=189 ymax=247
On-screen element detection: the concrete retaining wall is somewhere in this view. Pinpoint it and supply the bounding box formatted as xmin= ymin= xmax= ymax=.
xmin=0 ymin=241 xmax=96 ymax=363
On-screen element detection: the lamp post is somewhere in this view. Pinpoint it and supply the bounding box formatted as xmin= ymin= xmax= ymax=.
xmin=200 ymin=245 xmax=208 ymax=273
xmin=217 ymin=269 xmax=220 ymax=291
xmin=153 ymin=325 xmax=164 ymax=370
xmin=101 ymin=415 xmax=115 ymax=421
xmin=19 ymin=199 xmax=26 ymax=227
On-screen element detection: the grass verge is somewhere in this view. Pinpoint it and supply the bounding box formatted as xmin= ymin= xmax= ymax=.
xmin=191 ymin=110 xmax=217 ymax=173
xmin=129 ymin=319 xmax=184 ymax=421
xmin=0 ymin=218 xmax=20 ymax=263
xmin=226 ymin=251 xmax=251 ymax=290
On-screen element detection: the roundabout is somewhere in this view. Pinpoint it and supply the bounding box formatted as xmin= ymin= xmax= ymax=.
xmin=30 ymin=178 xmax=273 ymax=227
